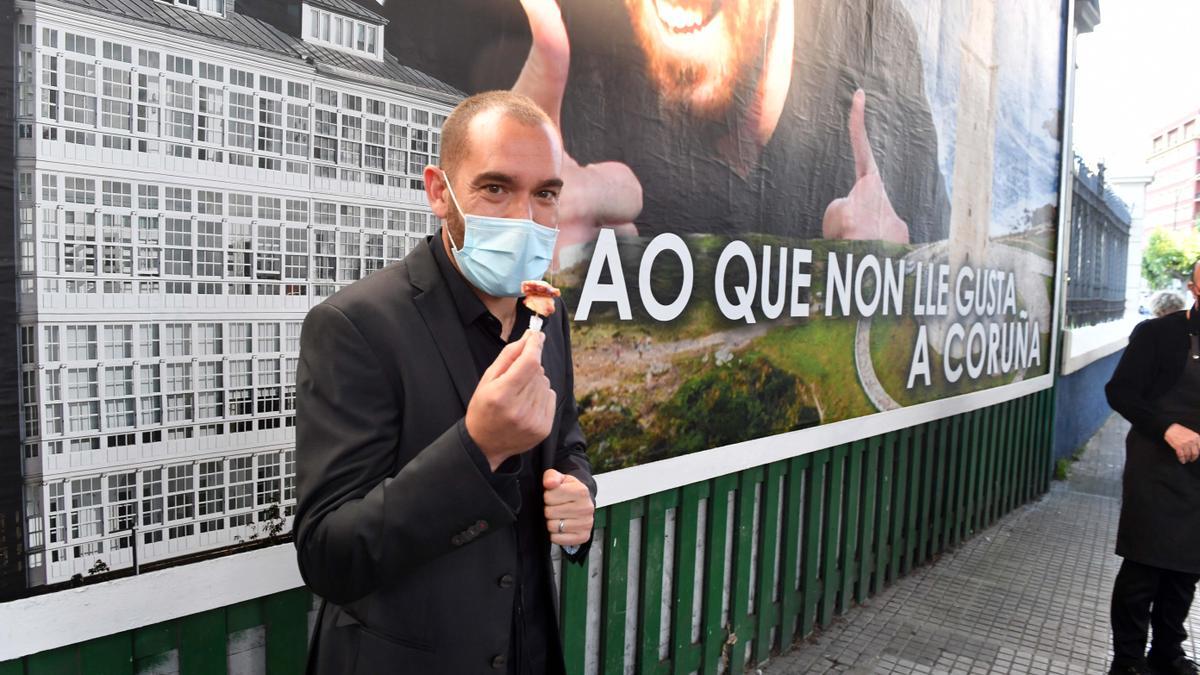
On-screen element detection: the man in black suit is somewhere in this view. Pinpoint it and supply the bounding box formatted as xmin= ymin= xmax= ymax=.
xmin=1105 ymin=262 xmax=1200 ymax=675
xmin=294 ymin=91 xmax=597 ymax=675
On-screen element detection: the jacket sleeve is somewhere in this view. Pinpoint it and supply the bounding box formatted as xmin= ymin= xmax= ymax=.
xmin=552 ymin=298 xmax=597 ymax=564
xmin=1105 ymin=320 xmax=1176 ymax=441
xmin=293 ymin=302 xmax=517 ymax=605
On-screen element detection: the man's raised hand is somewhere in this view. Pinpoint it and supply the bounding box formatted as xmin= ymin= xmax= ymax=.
xmin=465 ymin=331 xmax=557 ymax=470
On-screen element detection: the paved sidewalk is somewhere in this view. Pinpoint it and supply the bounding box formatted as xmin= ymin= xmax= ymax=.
xmin=762 ymin=415 xmax=1200 ymax=674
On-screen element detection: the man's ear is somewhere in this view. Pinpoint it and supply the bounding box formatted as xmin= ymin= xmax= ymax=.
xmin=423 ymin=165 xmax=450 ymax=220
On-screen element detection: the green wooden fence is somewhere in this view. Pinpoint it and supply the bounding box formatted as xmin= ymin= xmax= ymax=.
xmin=1 ymin=389 xmax=1055 ymax=674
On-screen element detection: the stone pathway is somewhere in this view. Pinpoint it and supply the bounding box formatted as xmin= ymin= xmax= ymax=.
xmin=761 ymin=415 xmax=1200 ymax=674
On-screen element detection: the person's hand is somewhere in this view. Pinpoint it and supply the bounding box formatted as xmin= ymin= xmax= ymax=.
xmin=512 ymin=0 xmax=642 ymax=252
xmin=1164 ymin=423 xmax=1200 ymax=464
xmin=543 ymin=469 xmax=594 ymax=547
xmin=465 ymin=331 xmax=556 ymax=470
xmin=822 ymin=89 xmax=910 ymax=244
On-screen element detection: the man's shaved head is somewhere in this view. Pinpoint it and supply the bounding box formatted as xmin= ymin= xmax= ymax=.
xmin=439 ymin=90 xmax=557 ymax=178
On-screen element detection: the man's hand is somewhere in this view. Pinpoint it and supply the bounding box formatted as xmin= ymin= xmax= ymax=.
xmin=513 ymin=0 xmax=642 ymax=249
xmin=1164 ymin=423 xmax=1200 ymax=464
xmin=822 ymin=89 xmax=910 ymax=244
xmin=465 ymin=331 xmax=556 ymax=470
xmin=543 ymin=469 xmax=594 ymax=548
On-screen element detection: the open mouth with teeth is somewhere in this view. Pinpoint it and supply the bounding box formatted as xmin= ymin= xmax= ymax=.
xmin=652 ymin=0 xmax=722 ymax=34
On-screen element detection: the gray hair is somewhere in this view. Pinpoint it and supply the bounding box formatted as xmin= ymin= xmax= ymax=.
xmin=1151 ymin=291 xmax=1187 ymax=318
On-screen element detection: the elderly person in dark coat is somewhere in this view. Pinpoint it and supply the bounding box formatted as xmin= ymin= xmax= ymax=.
xmin=1151 ymin=291 xmax=1188 ymax=318
xmin=1105 ymin=263 xmax=1200 ymax=675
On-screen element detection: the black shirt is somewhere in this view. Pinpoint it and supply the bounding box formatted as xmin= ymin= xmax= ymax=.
xmin=431 ymin=234 xmax=556 ymax=675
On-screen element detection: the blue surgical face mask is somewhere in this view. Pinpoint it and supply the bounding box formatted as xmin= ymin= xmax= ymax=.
xmin=442 ymin=171 xmax=559 ymax=298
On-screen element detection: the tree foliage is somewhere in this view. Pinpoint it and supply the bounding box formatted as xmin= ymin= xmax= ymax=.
xmin=1142 ymin=229 xmax=1200 ymax=290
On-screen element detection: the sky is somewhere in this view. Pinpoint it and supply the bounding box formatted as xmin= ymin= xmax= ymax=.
xmin=1072 ymin=0 xmax=1200 ymax=177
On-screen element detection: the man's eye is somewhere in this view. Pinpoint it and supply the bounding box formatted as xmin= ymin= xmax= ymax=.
xmin=483 ymin=185 xmax=503 ymax=195
xmin=538 ymin=190 xmax=560 ymax=201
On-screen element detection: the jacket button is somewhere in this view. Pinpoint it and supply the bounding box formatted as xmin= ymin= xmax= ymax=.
xmin=498 ymin=573 xmax=514 ymax=589
xmin=450 ymin=535 xmax=464 ymax=547
xmin=491 ymin=654 xmax=507 ymax=669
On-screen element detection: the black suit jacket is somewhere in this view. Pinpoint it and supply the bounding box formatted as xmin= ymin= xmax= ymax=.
xmin=294 ymin=237 xmax=596 ymax=674
xmin=1106 ymin=311 xmax=1195 ymax=442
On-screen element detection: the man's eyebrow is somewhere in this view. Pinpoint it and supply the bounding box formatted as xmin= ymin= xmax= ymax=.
xmin=471 ymin=172 xmax=517 ymax=187
xmin=539 ymin=178 xmax=565 ymax=190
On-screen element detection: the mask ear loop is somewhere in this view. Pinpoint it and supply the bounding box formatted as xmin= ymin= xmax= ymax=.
xmin=441 ymin=170 xmax=466 ymax=252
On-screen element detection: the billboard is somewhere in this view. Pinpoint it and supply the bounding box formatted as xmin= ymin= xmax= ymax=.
xmin=383 ymin=0 xmax=1066 ymax=475
xmin=0 ymin=0 xmax=1066 ymax=645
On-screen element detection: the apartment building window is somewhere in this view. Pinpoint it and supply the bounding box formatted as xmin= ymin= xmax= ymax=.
xmin=199 ymin=460 xmax=224 ymax=519
xmin=100 ymin=67 xmax=132 ymax=131
xmin=70 ymin=477 xmax=103 ymax=539
xmin=197 ymin=221 xmax=223 ymax=277
xmin=285 ymin=229 xmax=308 ymax=280
xmin=141 ymin=468 xmax=163 ymax=543
xmin=102 ymin=180 xmax=132 ymax=208
xmin=339 ymin=115 xmax=363 ymax=167
xmin=63 ymin=58 xmax=97 ymax=126
xmin=256 ymin=454 xmax=281 ymax=509
xmin=140 ymin=363 xmax=162 ymax=425
xmin=286 ymin=103 xmax=310 ymax=157
xmin=166 ymin=464 xmax=194 ymax=523
xmin=21 ymin=372 xmax=39 ymax=439
xmin=258 ymin=98 xmax=284 ymax=154
xmin=256 ymin=225 xmax=282 ymax=279
xmin=102 ymin=215 xmax=134 ymax=275
xmin=43 ymin=370 xmax=63 ymax=436
xmin=104 ymin=324 xmax=133 ymax=359
xmin=104 ymin=365 xmax=135 ymax=429
xmin=65 ymin=177 xmax=96 ymax=206
xmin=198 ymin=360 xmax=223 ymax=391
xmin=229 ymin=92 xmax=254 ymax=150
xmin=197 ymin=323 xmax=222 ymax=356
xmin=164 ymin=323 xmax=192 ymax=357
xmin=228 ymin=456 xmax=254 ymax=512
xmin=65 ymin=325 xmax=98 ymax=362
xmin=308 ymin=8 xmax=380 ymax=59
xmin=229 ymin=324 xmax=252 ymax=354
xmin=338 ymin=231 xmax=361 ymax=281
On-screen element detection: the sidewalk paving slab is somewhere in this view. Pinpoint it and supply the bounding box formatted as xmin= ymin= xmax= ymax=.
xmin=761 ymin=415 xmax=1200 ymax=675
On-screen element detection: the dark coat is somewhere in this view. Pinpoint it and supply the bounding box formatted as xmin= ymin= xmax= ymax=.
xmin=293 ymin=238 xmax=596 ymax=674
xmin=1105 ymin=310 xmax=1200 ymax=573
xmin=1106 ymin=311 xmax=1197 ymax=442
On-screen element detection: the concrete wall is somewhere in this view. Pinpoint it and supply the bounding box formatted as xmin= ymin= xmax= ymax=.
xmin=1054 ymin=349 xmax=1123 ymax=461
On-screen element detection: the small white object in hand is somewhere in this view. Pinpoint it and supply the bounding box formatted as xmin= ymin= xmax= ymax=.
xmin=529 ymin=314 xmax=544 ymax=332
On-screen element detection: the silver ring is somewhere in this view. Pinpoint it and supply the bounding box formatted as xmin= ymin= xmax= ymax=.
xmin=557 ymin=519 xmax=565 ymax=534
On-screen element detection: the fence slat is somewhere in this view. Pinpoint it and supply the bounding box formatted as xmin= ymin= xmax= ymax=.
xmin=638 ymin=489 xmax=675 ymax=675
xmin=179 ymin=609 xmax=227 ymax=675
xmin=819 ymin=445 xmax=847 ymax=627
xmin=671 ymin=482 xmax=709 ymax=675
xmin=779 ymin=455 xmax=810 ymax=649
xmin=873 ymin=434 xmax=894 ymax=595
xmin=903 ymin=425 xmax=924 ymax=575
xmin=889 ymin=428 xmax=911 ymax=582
xmin=800 ymin=452 xmax=827 ymax=638
xmin=839 ymin=441 xmax=864 ymax=613
xmin=701 ymin=475 xmax=738 ymax=675
xmin=601 ymin=500 xmax=633 ymax=675
xmin=754 ymin=462 xmax=786 ymax=666
xmin=857 ymin=436 xmax=880 ymax=602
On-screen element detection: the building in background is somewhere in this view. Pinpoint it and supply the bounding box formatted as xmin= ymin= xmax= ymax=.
xmin=1145 ymin=109 xmax=1200 ymax=234
xmin=11 ymin=0 xmax=460 ymax=588
xmin=1065 ymin=157 xmax=1132 ymax=327
xmin=1107 ymin=173 xmax=1154 ymax=315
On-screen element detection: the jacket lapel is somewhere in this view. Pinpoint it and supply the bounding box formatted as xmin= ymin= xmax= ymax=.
xmin=409 ymin=238 xmax=479 ymax=411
